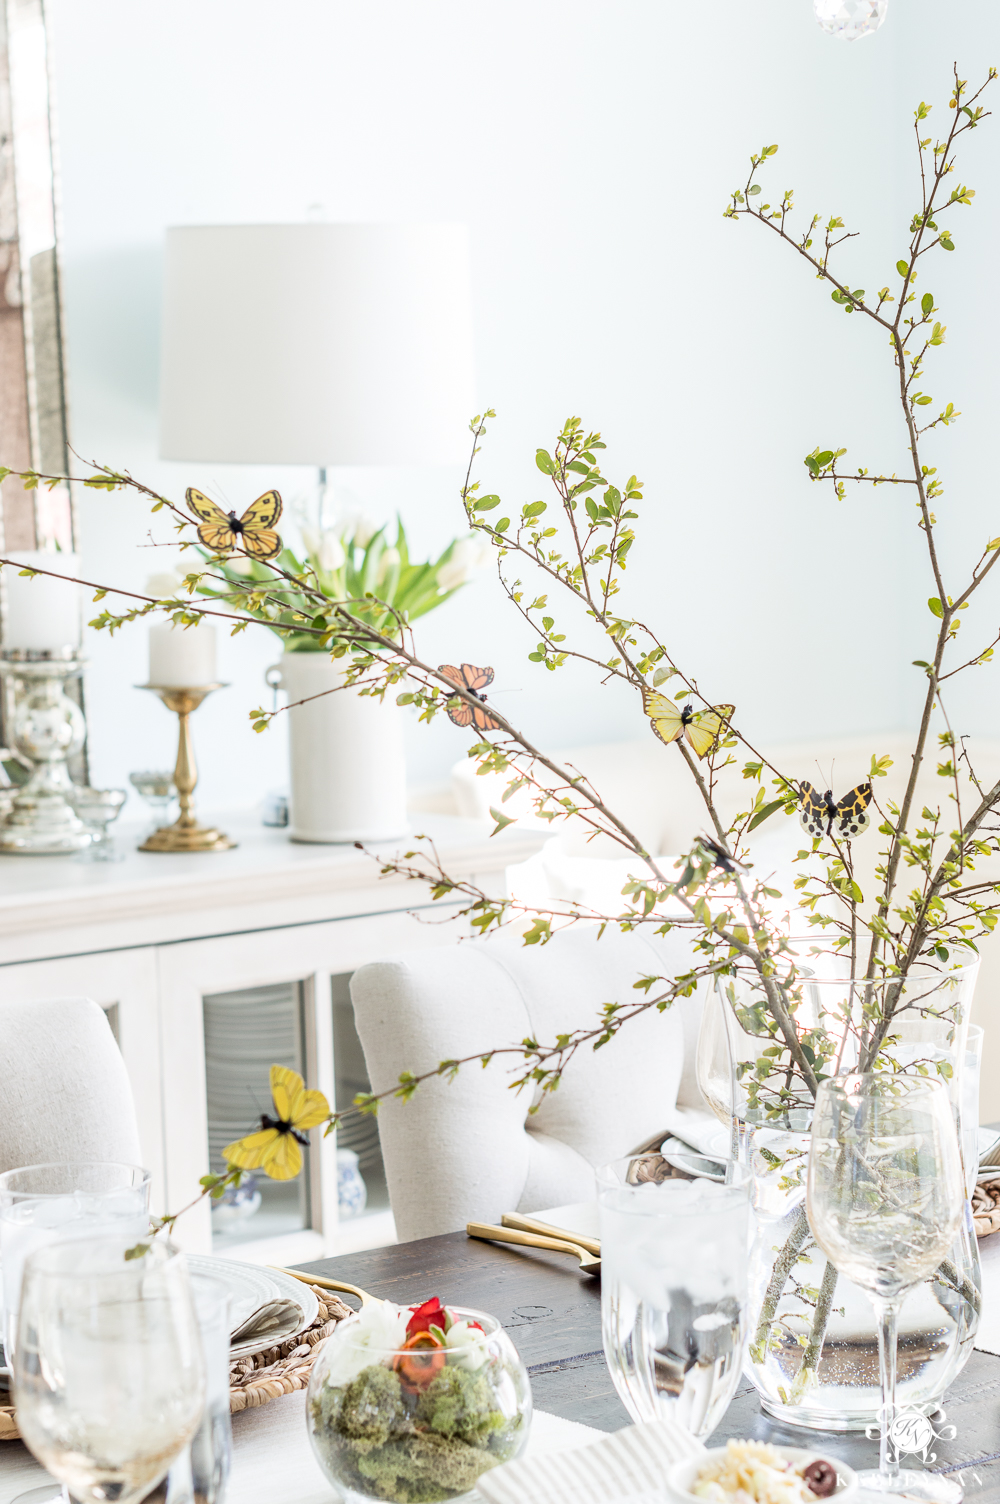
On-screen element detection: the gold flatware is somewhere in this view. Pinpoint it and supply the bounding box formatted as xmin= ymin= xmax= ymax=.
xmin=466 ymin=1221 xmax=601 ymax=1276
xmin=501 ymin=1212 xmax=601 ymax=1259
xmin=269 ymin=1264 xmax=373 ymax=1306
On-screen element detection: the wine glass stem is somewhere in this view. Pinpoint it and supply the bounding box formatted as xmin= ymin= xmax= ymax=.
xmin=873 ymin=1294 xmax=902 ymax=1486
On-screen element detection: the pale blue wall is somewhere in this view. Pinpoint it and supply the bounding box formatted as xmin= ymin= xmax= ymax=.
xmin=45 ymin=0 xmax=1000 ymax=811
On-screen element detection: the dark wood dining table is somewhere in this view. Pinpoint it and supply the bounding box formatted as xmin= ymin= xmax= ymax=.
xmin=300 ymin=1232 xmax=1000 ymax=1500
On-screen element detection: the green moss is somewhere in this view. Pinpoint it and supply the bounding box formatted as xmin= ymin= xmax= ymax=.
xmin=415 ymin=1365 xmax=508 ymax=1445
xmin=309 ymin=1359 xmax=525 ymax=1503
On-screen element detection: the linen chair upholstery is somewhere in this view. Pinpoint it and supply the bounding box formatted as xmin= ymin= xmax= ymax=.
xmin=0 ymin=997 xmax=141 ymax=1172
xmin=350 ymin=925 xmax=711 ymax=1242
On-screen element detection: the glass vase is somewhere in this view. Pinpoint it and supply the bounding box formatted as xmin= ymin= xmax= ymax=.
xmin=697 ymin=960 xmax=982 ymax=1431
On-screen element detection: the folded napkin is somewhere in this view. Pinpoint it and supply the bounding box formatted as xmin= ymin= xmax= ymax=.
xmin=230 ymin=1298 xmax=304 ymax=1346
xmin=477 ymin=1418 xmax=705 ymax=1504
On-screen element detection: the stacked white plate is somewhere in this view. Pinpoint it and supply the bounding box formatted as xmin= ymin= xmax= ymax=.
xmin=189 ymin=1256 xmax=319 ymax=1358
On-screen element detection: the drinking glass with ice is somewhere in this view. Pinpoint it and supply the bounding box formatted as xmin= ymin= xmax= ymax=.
xmin=0 ymin=1162 xmax=151 ymax=1364
xmin=597 ymin=1152 xmax=750 ymax=1437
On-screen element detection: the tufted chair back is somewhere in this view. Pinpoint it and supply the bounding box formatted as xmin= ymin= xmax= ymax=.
xmin=0 ymin=997 xmax=142 ymax=1173
xmin=350 ymin=925 xmax=711 ymax=1241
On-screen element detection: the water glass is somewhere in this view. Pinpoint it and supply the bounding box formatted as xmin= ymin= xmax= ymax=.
xmin=13 ymin=1235 xmax=205 ymax=1504
xmin=597 ymin=1152 xmax=749 ymax=1437
xmin=807 ymin=1073 xmax=964 ymax=1503
xmin=0 ymin=1162 xmax=151 ymax=1363
xmin=151 ymin=1272 xmax=232 ymax=1504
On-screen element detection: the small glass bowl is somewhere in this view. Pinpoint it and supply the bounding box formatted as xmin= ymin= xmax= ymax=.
xmin=129 ymin=770 xmax=176 ymax=810
xmin=306 ymin=1304 xmax=531 ymax=1502
xmin=69 ymin=787 xmax=127 ymax=862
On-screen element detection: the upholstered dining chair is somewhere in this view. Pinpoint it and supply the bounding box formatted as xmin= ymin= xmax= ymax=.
xmin=350 ymin=924 xmax=715 ymax=1242
xmin=0 ymin=997 xmax=141 ymax=1172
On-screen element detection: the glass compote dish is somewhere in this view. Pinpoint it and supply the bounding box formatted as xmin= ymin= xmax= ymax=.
xmin=808 ymin=1073 xmax=964 ymax=1502
xmin=306 ymin=1297 xmax=531 ymax=1502
xmin=68 ymin=787 xmax=127 ymax=862
xmin=129 ymin=771 xmax=176 ymax=831
xmin=12 ymin=1235 xmax=204 ymax=1504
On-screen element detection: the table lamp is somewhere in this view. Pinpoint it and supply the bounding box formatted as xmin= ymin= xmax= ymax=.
xmin=158 ymin=222 xmax=475 ymax=469
xmin=156 ymin=222 xmax=476 ymax=847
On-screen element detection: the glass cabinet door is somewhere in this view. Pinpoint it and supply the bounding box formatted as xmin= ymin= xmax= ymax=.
xmin=203 ymin=981 xmax=311 ymax=1251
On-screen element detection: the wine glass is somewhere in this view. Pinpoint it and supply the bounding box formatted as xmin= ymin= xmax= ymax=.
xmin=807 ymin=1073 xmax=964 ymax=1502
xmin=12 ymin=1234 xmax=205 ymax=1504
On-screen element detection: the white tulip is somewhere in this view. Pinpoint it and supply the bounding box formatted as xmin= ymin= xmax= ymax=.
xmin=437 ymin=536 xmax=492 ymax=592
xmin=317 ymin=532 xmax=346 ymax=573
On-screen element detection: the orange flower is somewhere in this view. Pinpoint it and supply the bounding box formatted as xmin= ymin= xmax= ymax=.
xmin=393 ymin=1330 xmax=447 ymax=1391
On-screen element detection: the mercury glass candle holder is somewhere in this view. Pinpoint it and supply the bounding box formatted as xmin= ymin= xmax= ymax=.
xmin=0 ymin=650 xmax=92 ymax=854
xmin=137 ymin=684 xmax=235 ymax=852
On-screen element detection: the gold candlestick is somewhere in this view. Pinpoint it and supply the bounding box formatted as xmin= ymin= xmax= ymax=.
xmin=137 ymin=684 xmax=236 ymax=852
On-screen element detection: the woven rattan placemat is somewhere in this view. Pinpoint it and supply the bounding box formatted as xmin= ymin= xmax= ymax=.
xmin=0 ymin=1283 xmax=353 ymax=1441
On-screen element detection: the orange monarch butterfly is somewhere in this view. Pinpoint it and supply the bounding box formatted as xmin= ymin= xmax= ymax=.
xmin=187 ymin=488 xmax=283 ymax=561
xmin=438 ymin=663 xmax=502 ymax=731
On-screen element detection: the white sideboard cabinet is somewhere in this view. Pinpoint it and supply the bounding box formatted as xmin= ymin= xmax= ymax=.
xmin=0 ymin=814 xmax=544 ymax=1261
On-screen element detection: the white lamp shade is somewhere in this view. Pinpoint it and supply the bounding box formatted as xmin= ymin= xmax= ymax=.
xmin=159 ymin=223 xmax=476 ymax=467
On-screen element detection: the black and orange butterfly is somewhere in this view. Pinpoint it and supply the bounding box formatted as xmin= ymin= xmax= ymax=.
xmin=438 ymin=663 xmax=502 ymax=731
xmin=799 ymin=781 xmax=873 ymax=841
xmin=187 ymin=488 xmax=283 ymax=561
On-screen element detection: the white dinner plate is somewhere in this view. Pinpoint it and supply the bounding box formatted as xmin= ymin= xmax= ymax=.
xmin=187 ymin=1254 xmax=319 ymax=1358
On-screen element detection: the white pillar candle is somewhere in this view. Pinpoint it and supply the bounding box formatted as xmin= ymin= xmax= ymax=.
xmin=4 ymin=551 xmax=82 ymax=650
xmin=148 ymin=621 xmax=217 ymax=686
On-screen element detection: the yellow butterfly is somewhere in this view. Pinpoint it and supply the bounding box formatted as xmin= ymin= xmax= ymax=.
xmin=222 ymin=1065 xmax=329 ymax=1181
xmin=642 ymin=690 xmax=735 ymax=759
xmin=187 ymin=488 xmax=283 ymax=561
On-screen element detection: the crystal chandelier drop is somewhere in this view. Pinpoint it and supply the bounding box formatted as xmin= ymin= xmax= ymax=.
xmin=814 ymin=0 xmax=888 ymax=40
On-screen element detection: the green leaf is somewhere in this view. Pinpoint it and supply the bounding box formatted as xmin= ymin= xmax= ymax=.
xmin=748 ymin=184 xmax=761 ymax=196
xmin=896 ymin=259 xmax=909 ymax=276
xmin=522 ymin=500 xmax=547 ymax=518
xmin=927 ymin=597 xmax=944 ymax=618
xmin=489 ymin=806 xmax=516 ymax=837
xmin=921 ymin=292 xmax=934 ymax=316
xmin=473 ymin=494 xmax=501 ymax=511
xmin=748 ymin=798 xmax=787 ymax=832
xmin=535 ymin=449 xmax=556 ymax=475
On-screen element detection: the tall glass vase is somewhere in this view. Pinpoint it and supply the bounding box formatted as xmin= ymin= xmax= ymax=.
xmin=697 ymin=961 xmax=981 ymax=1431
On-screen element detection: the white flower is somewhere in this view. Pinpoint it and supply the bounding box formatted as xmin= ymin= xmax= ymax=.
xmin=444 ymin=1319 xmax=490 ymax=1372
xmin=321 ymin=1299 xmax=410 ymax=1387
xmin=437 ymin=537 xmax=493 ymax=592
xmin=335 ymin=510 xmax=379 ymax=550
xmin=317 ymin=532 xmax=346 ymax=573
